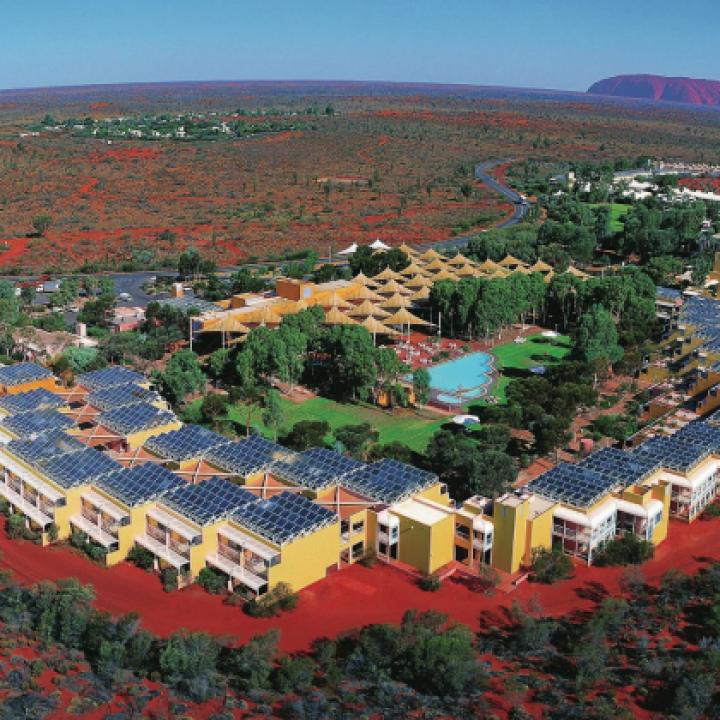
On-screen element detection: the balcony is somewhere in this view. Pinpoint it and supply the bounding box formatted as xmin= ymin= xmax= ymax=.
xmin=71 ymin=514 xmax=117 ymax=548
xmin=0 ymin=481 xmax=53 ymax=529
xmin=206 ymin=552 xmax=267 ymax=593
xmin=135 ymin=533 xmax=189 ymax=570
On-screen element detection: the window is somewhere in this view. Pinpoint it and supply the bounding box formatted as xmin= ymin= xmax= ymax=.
xmin=440 ymin=484 xmax=448 ymax=495
xmin=352 ymin=520 xmax=365 ymax=534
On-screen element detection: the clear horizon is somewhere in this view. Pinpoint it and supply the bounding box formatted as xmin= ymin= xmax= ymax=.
xmin=1 ymin=0 xmax=718 ymax=92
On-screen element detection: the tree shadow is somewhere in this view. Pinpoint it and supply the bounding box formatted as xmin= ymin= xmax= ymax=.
xmin=574 ymin=580 xmax=609 ymax=602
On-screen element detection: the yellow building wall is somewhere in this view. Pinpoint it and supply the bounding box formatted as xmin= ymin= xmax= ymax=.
xmin=395 ymin=512 xmax=454 ymax=575
xmin=126 ymin=420 xmax=183 ymax=450
xmin=267 ymin=521 xmax=341 ymax=592
xmin=416 ymin=482 xmax=451 ymax=507
xmin=54 ymin=485 xmax=84 ymax=541
xmin=105 ymin=501 xmax=149 ymax=566
xmin=650 ymin=482 xmax=671 ymax=545
xmin=2 ymin=377 xmax=59 ymax=395
xmin=523 ymin=507 xmax=554 ymax=567
xmin=491 ymin=500 xmax=527 ymax=574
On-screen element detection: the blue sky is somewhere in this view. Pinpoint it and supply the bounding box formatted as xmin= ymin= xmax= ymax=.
xmin=2 ymin=1 xmax=717 ymax=91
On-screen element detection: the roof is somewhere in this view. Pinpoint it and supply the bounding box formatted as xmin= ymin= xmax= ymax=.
xmin=631 ymin=431 xmax=716 ymax=473
xmin=342 ymin=458 xmax=438 ymax=504
xmin=96 ymin=463 xmax=185 ymax=507
xmin=0 ymin=388 xmax=64 ymax=415
xmin=145 ymin=424 xmax=231 ymax=461
xmin=0 ymin=362 xmax=52 ymax=387
xmin=7 ymin=431 xmax=86 ymax=466
xmin=162 ymin=476 xmax=257 ymax=526
xmin=99 ymin=403 xmax=177 ymax=436
xmin=392 ymin=498 xmax=451 ymax=525
xmin=205 ymin=434 xmax=294 ymax=476
xmin=41 ymin=447 xmax=123 ymax=489
xmin=2 ymin=409 xmax=74 ymax=439
xmin=271 ymin=447 xmax=364 ymax=491
xmin=232 ymin=490 xmax=336 ymax=545
xmin=527 ymin=462 xmax=623 ymax=509
xmin=156 ymin=296 xmax=221 ymax=313
xmin=78 ymin=366 xmax=146 ymax=390
xmin=88 ymin=383 xmax=160 ymax=411
xmin=580 ymin=447 xmax=660 ymax=486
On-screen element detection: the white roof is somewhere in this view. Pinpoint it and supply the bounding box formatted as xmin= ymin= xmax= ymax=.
xmin=370 ymin=239 xmax=391 ymax=251
xmin=391 ymin=498 xmax=452 ymax=526
xmin=337 ymin=243 xmax=358 ymax=256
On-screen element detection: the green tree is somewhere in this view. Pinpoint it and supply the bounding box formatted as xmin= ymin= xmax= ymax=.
xmin=156 ymin=349 xmax=206 ymax=405
xmin=334 ymin=423 xmax=379 ymax=459
xmin=412 ymin=367 xmax=431 ymax=405
xmin=262 ymin=388 xmax=283 ymax=441
xmin=280 ymin=420 xmax=330 ymax=451
xmin=576 ymin=304 xmax=623 ymax=368
xmin=159 ymin=632 xmax=223 ymax=701
xmin=31 ymin=214 xmax=52 ymax=236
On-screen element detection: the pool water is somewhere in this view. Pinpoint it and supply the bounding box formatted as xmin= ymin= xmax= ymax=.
xmin=425 ymin=352 xmax=494 ymax=403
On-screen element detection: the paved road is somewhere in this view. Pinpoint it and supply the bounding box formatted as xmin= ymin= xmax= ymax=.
xmin=432 ymin=159 xmax=529 ymax=252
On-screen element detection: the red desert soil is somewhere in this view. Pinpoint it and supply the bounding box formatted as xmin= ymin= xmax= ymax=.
xmin=1 ymin=517 xmax=717 ymax=653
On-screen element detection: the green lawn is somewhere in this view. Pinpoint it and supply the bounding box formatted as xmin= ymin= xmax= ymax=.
xmin=228 ymin=395 xmax=446 ymax=453
xmin=589 ymin=202 xmax=632 ymax=233
xmin=488 ymin=333 xmax=572 ymax=402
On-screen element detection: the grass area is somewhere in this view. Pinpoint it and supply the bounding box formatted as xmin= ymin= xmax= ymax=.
xmin=489 ymin=332 xmax=572 ymax=402
xmin=588 ymin=202 xmax=632 ymax=232
xmin=228 ymin=395 xmax=446 ymax=453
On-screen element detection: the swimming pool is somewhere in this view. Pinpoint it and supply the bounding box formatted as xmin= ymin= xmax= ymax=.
xmin=424 ymin=351 xmax=494 ymax=405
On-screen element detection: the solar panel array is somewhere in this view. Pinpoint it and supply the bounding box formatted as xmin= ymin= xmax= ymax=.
xmin=205 ymin=434 xmax=295 ymax=476
xmin=157 ymin=296 xmax=220 ymax=313
xmin=232 ymin=490 xmax=336 ymax=545
xmin=78 ymin=366 xmax=145 ymax=390
xmin=3 ymin=409 xmax=74 ymax=439
xmin=527 ymin=463 xmax=621 ymax=508
xmin=88 ymin=383 xmax=160 ymax=411
xmin=99 ymin=403 xmax=177 ymax=436
xmin=97 ymin=463 xmax=186 ymax=507
xmin=271 ymin=447 xmax=364 ymax=490
xmin=41 ymin=446 xmax=123 ymax=489
xmin=342 ymin=458 xmax=438 ymax=504
xmin=675 ymin=421 xmax=720 ymax=452
xmin=145 ymin=424 xmax=231 ymax=461
xmin=0 ymin=362 xmax=52 ymax=387
xmin=7 ymin=431 xmax=86 ymax=466
xmin=580 ymin=447 xmax=660 ymax=486
xmin=680 ymin=296 xmax=720 ymax=352
xmin=632 ymin=435 xmax=711 ymax=473
xmin=163 ymin=476 xmax=257 ymax=525
xmin=0 ymin=388 xmax=64 ymax=415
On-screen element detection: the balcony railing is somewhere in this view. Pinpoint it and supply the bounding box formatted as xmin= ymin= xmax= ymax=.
xmin=218 ymin=543 xmax=242 ymax=564
xmin=146 ymin=523 xmax=167 ymax=545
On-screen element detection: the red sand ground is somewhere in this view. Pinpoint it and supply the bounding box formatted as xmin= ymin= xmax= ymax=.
xmin=1 ymin=516 xmax=718 ymax=653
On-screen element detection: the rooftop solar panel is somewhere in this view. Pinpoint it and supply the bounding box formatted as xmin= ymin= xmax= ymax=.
xmin=271 ymin=447 xmax=364 ymax=490
xmin=0 ymin=388 xmax=64 ymax=415
xmin=41 ymin=447 xmax=123 ymax=489
xmin=527 ymin=462 xmax=622 ymax=509
xmin=632 ymin=434 xmax=713 ymax=473
xmin=78 ymin=366 xmax=146 ymax=391
xmin=341 ymin=458 xmax=438 ymax=504
xmin=0 ymin=362 xmax=52 ymax=387
xmin=99 ymin=403 xmax=177 ymax=436
xmin=96 ymin=463 xmax=186 ymax=507
xmin=88 ymin=383 xmax=160 ymax=411
xmin=2 ymin=409 xmax=74 ymax=439
xmin=7 ymin=430 xmax=86 ymax=466
xmin=162 ymin=476 xmax=257 ymax=525
xmin=232 ymin=490 xmax=336 ymax=545
xmin=145 ymin=424 xmax=231 ymax=461
xmin=580 ymin=447 xmax=660 ymax=485
xmin=205 ymin=434 xmax=295 ymax=476
xmin=156 ymin=296 xmax=220 ymax=313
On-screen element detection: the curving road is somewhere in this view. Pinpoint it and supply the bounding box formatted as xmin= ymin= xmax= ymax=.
xmin=431 ymin=159 xmax=530 ymax=252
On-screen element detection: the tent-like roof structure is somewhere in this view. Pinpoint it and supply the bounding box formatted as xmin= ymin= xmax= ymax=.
xmin=347 ymin=300 xmax=391 ymax=319
xmin=476 ymin=258 xmax=504 ymax=273
xmin=373 ymin=267 xmax=402 ymax=282
xmin=370 ymin=238 xmax=391 ymax=251
xmin=398 ymin=243 xmax=419 ymax=256
xmin=399 ymin=262 xmax=427 ymax=277
xmin=498 ymin=254 xmax=528 ymax=269
xmin=447 ymin=253 xmax=473 ymax=267
xmin=377 ymin=279 xmax=412 ymax=296
xmin=345 ymin=284 xmax=384 ymax=303
xmin=381 ymin=293 xmax=412 ymax=310
xmin=529 ymin=259 xmax=553 ymax=274
xmin=405 ymin=274 xmax=434 ymax=289
xmin=352 ymin=271 xmax=379 ymax=287
xmin=324 ymin=306 xmax=358 ymax=325
xmin=360 ymin=316 xmax=399 ymax=336
xmin=567 ymin=265 xmax=590 ymax=279
xmin=418 ymin=248 xmax=443 ymax=262
xmin=408 ymin=286 xmax=431 ymax=301
xmin=433 ymin=269 xmax=459 ymax=282
xmin=423 ymin=257 xmax=448 ymax=273
xmin=202 ymin=314 xmax=251 ymax=334
xmin=239 ymin=305 xmax=284 ymax=326
xmin=454 ymin=263 xmax=478 ymax=277
xmin=337 ymin=242 xmax=358 ymax=256
xmin=384 ymin=307 xmax=432 ymax=326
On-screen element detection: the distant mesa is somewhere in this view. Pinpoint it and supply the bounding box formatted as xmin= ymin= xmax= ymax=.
xmin=588 ymin=74 xmax=720 ymax=107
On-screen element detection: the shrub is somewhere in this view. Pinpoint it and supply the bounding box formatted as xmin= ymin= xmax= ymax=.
xmin=161 ymin=567 xmax=179 ymax=593
xmin=6 ymin=513 xmax=26 ymax=540
xmin=127 ymin=545 xmax=155 ymax=571
xmin=594 ymin=535 xmax=655 ymax=567
xmin=198 ymin=567 xmax=227 ymax=595
xmin=244 ymin=582 xmax=298 ymax=617
xmin=46 ymin=523 xmax=59 ymax=542
xmin=70 ymin=530 xmax=108 ymax=563
xmin=530 ymin=547 xmax=573 ymax=584
xmin=418 ymin=574 xmax=442 ymax=592
xmin=359 ymin=549 xmax=377 ymax=568
xmin=0 ymin=499 xmax=9 ymax=516
xmin=703 ymin=503 xmax=720 ymax=519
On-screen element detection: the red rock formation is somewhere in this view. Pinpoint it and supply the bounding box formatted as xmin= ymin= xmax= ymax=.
xmin=588 ymin=74 xmax=720 ymax=106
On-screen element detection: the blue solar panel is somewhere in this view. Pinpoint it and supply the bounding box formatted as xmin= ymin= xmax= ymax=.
xmin=527 ymin=462 xmax=621 ymax=508
xmin=0 ymin=362 xmax=52 ymax=387
xmin=89 ymin=383 xmax=160 ymax=411
xmin=99 ymin=403 xmax=177 ymax=435
xmin=580 ymin=447 xmax=660 ymax=485
xmin=232 ymin=490 xmax=336 ymax=545
xmin=97 ymin=463 xmax=186 ymax=507
xmin=2 ymin=409 xmax=74 ymax=439
xmin=7 ymin=431 xmax=86 ymax=466
xmin=78 ymin=366 xmax=146 ymax=390
xmin=145 ymin=424 xmax=230 ymax=461
xmin=0 ymin=388 xmax=64 ymax=414
xmin=632 ymin=434 xmax=712 ymax=473
xmin=205 ymin=435 xmax=294 ymax=476
xmin=41 ymin=447 xmax=123 ymax=489
xmin=163 ymin=476 xmax=257 ymax=525
xmin=341 ymin=458 xmax=437 ymax=503
xmin=271 ymin=447 xmax=364 ymax=490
